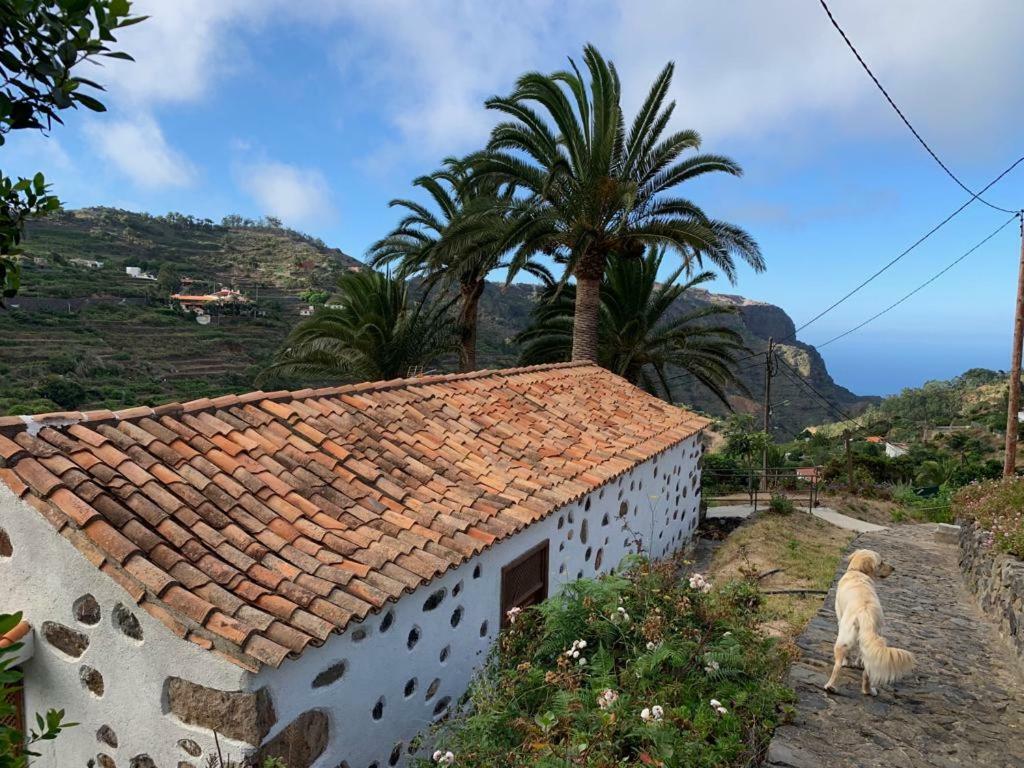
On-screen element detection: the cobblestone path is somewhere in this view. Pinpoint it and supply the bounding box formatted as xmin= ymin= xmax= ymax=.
xmin=766 ymin=524 xmax=1024 ymax=768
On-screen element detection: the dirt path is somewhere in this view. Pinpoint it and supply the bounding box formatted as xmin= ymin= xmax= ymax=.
xmin=766 ymin=524 xmax=1024 ymax=768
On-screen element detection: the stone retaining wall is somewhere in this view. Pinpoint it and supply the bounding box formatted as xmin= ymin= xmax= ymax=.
xmin=958 ymin=520 xmax=1024 ymax=666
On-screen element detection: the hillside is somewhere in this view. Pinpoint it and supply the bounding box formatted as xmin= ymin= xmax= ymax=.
xmin=0 ymin=208 xmax=870 ymax=432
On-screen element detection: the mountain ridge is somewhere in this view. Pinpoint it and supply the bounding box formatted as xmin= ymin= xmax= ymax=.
xmin=0 ymin=207 xmax=871 ymax=433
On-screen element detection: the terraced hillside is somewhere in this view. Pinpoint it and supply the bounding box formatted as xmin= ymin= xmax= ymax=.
xmin=0 ymin=208 xmax=869 ymax=434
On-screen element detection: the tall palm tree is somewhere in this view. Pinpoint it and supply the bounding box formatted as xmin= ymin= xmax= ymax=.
xmin=480 ymin=44 xmax=764 ymax=362
xmin=517 ymin=249 xmax=748 ymax=406
xmin=266 ymin=269 xmax=456 ymax=383
xmin=369 ymin=157 xmax=542 ymax=372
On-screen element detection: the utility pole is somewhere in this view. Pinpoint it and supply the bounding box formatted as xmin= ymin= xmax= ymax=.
xmin=1004 ymin=211 xmax=1024 ymax=477
xmin=762 ymin=338 xmax=775 ymax=490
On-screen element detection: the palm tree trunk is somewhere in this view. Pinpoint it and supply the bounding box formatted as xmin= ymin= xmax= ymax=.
xmin=571 ymin=254 xmax=604 ymax=362
xmin=458 ymin=280 xmax=484 ymax=372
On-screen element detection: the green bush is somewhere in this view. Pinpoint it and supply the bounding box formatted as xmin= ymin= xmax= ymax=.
xmin=422 ymin=558 xmax=793 ymax=767
xmin=955 ymin=478 xmax=1024 ymax=557
xmin=767 ymin=494 xmax=795 ymax=515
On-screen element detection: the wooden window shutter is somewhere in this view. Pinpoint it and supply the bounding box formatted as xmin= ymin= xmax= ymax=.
xmin=500 ymin=540 xmax=549 ymax=627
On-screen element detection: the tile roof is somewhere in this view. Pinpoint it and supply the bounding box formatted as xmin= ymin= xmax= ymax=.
xmin=0 ymin=362 xmax=708 ymax=670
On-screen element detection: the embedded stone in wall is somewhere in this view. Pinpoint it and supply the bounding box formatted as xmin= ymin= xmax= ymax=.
xmin=96 ymin=725 xmax=118 ymax=748
xmin=311 ymin=660 xmax=347 ymax=688
xmin=166 ymin=678 xmax=276 ymax=745
xmin=257 ymin=709 xmax=328 ymax=768
xmin=112 ymin=603 xmax=143 ymax=641
xmin=80 ymin=665 xmax=105 ymax=697
xmin=177 ymin=763 xmax=197 ymax=768
xmin=128 ymin=755 xmax=155 ymax=768
xmin=0 ymin=527 xmax=11 ymax=557
xmin=74 ymin=594 xmax=102 ymax=626
xmin=96 ymin=754 xmax=116 ymax=768
xmin=177 ymin=738 xmax=202 ymax=757
xmin=42 ymin=621 xmax=89 ymax=658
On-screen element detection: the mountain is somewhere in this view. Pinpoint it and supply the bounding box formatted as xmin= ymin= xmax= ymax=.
xmin=0 ymin=208 xmax=870 ymax=433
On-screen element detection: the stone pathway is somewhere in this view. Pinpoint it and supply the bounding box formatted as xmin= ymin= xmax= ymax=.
xmin=706 ymin=505 xmax=886 ymax=533
xmin=766 ymin=524 xmax=1024 ymax=768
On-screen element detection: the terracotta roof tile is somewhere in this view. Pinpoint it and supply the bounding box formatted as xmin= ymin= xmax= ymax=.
xmin=0 ymin=363 xmax=706 ymax=670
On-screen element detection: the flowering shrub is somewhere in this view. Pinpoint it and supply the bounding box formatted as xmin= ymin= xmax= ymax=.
xmin=955 ymin=477 xmax=1024 ymax=557
xmin=422 ymin=557 xmax=793 ymax=767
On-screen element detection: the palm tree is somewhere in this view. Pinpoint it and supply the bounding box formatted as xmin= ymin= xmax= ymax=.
xmin=266 ymin=269 xmax=456 ymax=383
xmin=369 ymin=157 xmax=544 ymax=372
xmin=480 ymin=44 xmax=764 ymax=362
xmin=517 ymin=249 xmax=748 ymax=406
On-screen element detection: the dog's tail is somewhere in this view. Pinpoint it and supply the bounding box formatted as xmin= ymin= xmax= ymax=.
xmin=855 ymin=609 xmax=914 ymax=686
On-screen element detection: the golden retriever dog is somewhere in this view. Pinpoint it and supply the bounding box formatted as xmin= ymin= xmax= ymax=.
xmin=824 ymin=549 xmax=914 ymax=695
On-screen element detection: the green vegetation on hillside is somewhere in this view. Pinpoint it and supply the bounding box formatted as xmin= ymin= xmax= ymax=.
xmin=955 ymin=478 xmax=1024 ymax=557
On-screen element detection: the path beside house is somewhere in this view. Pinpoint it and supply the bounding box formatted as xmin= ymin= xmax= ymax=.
xmin=707 ymin=504 xmax=887 ymax=533
xmin=766 ymin=524 xmax=1024 ymax=768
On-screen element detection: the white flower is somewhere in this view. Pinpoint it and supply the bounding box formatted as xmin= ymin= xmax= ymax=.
xmin=641 ymin=704 xmax=664 ymax=722
xmin=722 ymin=631 xmax=732 ymax=638
xmin=597 ymin=689 xmax=619 ymax=709
xmin=709 ymin=699 xmax=721 ymax=708
xmin=646 ymin=641 xmax=659 ymax=651
xmin=505 ymin=607 xmax=522 ymax=624
xmin=715 ymin=705 xmax=728 ymax=716
xmin=709 ymin=699 xmax=727 ymax=716
xmin=433 ymin=750 xmax=456 ymax=765
xmin=578 ymin=640 xmax=587 ymax=649
xmin=578 ymin=657 xmax=587 ymax=666
xmin=704 ymin=660 xmax=720 ymax=674
xmin=688 ymin=573 xmax=712 ymax=593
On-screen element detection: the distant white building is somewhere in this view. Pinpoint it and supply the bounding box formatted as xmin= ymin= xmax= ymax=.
xmin=125 ymin=266 xmax=156 ymax=280
xmin=885 ymin=441 xmax=909 ymax=458
xmin=69 ymin=258 xmax=104 ymax=269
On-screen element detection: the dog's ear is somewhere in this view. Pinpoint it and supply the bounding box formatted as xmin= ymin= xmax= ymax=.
xmin=848 ymin=549 xmax=880 ymax=575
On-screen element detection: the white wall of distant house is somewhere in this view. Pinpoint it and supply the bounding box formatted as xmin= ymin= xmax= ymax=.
xmin=254 ymin=433 xmax=703 ymax=768
xmin=0 ymin=484 xmax=251 ymax=768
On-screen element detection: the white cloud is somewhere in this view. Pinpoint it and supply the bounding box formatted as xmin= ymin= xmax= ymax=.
xmin=303 ymin=0 xmax=1024 ymax=166
xmin=235 ymin=161 xmax=335 ymax=226
xmin=103 ymin=0 xmax=266 ymax=107
xmin=86 ymin=115 xmax=196 ymax=189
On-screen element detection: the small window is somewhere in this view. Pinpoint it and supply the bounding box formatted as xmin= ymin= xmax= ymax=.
xmin=500 ymin=541 xmax=549 ymax=627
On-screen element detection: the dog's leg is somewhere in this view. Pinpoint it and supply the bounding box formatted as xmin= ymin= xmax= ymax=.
xmin=861 ymin=670 xmax=878 ymax=696
xmin=824 ymin=643 xmax=847 ymax=692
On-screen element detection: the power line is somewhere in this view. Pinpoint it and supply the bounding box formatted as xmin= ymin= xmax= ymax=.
xmin=817 ymin=0 xmax=1018 ymax=215
xmin=773 ymin=355 xmax=869 ymax=431
xmin=815 ymin=213 xmax=1019 ymax=349
xmin=792 ymin=158 xmax=1024 ymax=338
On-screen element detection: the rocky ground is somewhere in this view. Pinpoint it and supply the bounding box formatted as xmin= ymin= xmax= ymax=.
xmin=766 ymin=524 xmax=1024 ymax=768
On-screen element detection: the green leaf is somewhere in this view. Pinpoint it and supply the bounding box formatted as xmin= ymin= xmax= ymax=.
xmin=74 ymin=94 xmax=106 ymax=112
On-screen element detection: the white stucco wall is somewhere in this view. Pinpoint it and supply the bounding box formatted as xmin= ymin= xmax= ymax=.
xmin=0 ymin=483 xmax=252 ymax=768
xmin=254 ymin=434 xmax=703 ymax=768
xmin=0 ymin=433 xmax=702 ymax=768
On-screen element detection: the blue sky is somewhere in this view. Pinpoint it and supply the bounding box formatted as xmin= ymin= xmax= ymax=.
xmin=7 ymin=0 xmax=1024 ymax=396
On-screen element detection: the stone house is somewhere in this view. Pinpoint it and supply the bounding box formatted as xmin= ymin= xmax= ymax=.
xmin=0 ymin=363 xmax=708 ymax=768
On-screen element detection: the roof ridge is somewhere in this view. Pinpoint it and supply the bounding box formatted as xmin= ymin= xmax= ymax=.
xmin=0 ymin=361 xmax=595 ymax=436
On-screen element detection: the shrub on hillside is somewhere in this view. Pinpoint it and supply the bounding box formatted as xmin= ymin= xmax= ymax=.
xmin=955 ymin=478 xmax=1024 ymax=557
xmin=422 ymin=558 xmax=793 ymax=768
xmin=767 ymin=494 xmax=795 ymax=515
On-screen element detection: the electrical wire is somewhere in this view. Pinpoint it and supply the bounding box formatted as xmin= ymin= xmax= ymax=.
xmin=817 ymin=0 xmax=1019 ymax=214
xmin=792 ymin=159 xmax=1024 ymax=338
xmin=815 ymin=213 xmax=1019 ymax=349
